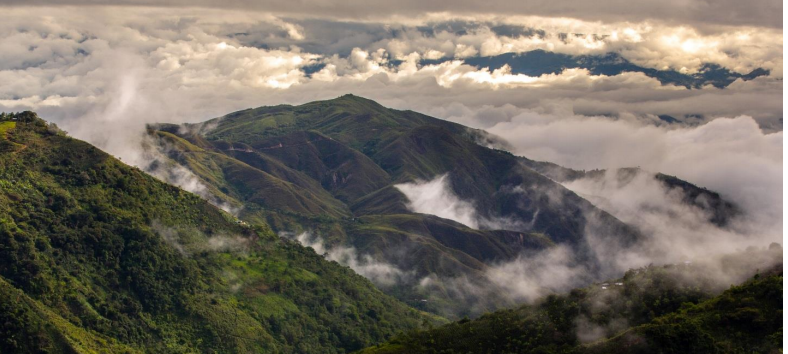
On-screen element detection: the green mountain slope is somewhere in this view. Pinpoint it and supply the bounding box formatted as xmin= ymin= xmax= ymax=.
xmin=0 ymin=112 xmax=430 ymax=353
xmin=357 ymin=248 xmax=782 ymax=354
xmin=148 ymin=94 xmax=740 ymax=318
xmin=156 ymin=94 xmax=628 ymax=247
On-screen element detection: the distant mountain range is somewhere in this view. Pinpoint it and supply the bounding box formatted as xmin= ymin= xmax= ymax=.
xmin=385 ymin=49 xmax=769 ymax=89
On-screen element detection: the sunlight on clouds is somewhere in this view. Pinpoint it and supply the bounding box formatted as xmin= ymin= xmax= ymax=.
xmin=150 ymin=39 xmax=317 ymax=89
xmin=361 ymin=15 xmax=782 ymax=76
xmin=0 ymin=6 xmax=781 ymax=155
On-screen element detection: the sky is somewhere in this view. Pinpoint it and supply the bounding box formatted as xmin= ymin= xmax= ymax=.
xmin=0 ymin=1 xmax=782 ymax=254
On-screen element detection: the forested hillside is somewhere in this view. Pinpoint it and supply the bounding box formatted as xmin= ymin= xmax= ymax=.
xmin=0 ymin=112 xmax=430 ymax=354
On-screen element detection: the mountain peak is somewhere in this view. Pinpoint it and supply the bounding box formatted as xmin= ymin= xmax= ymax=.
xmin=318 ymin=93 xmax=385 ymax=108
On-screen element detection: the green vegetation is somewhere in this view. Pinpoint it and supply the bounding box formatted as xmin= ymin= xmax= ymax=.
xmin=587 ymin=269 xmax=783 ymax=353
xmin=0 ymin=112 xmax=428 ymax=353
xmin=0 ymin=117 xmax=23 ymax=152
xmin=0 ymin=121 xmax=15 ymax=136
xmin=358 ymin=254 xmax=782 ymax=354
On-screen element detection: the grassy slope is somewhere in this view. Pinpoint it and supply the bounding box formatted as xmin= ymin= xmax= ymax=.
xmin=344 ymin=214 xmax=555 ymax=315
xmin=0 ymin=277 xmax=140 ymax=354
xmin=0 ymin=120 xmax=24 ymax=152
xmin=153 ymin=129 xmax=350 ymax=218
xmin=149 ymin=103 xmax=565 ymax=317
xmin=0 ymin=112 xmax=428 ymax=353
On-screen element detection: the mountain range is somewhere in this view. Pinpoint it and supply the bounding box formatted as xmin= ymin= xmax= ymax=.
xmin=0 ymin=96 xmax=778 ymax=354
xmin=390 ymin=49 xmax=770 ymax=90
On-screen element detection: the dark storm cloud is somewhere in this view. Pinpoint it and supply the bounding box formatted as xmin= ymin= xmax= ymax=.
xmin=3 ymin=0 xmax=782 ymax=29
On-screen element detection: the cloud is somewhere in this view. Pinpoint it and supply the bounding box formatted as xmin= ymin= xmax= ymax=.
xmin=486 ymin=245 xmax=589 ymax=302
xmin=393 ymin=154 xmax=780 ymax=308
xmin=395 ymin=174 xmax=480 ymax=228
xmin=151 ymin=221 xmax=251 ymax=257
xmin=284 ymin=231 xmax=409 ymax=287
xmin=395 ymin=173 xmax=526 ymax=231
xmin=575 ymin=315 xmax=629 ymax=344
xmin=152 ymin=220 xmax=189 ymax=256
xmin=0 ymin=7 xmax=781 ymax=139
xmin=563 ymin=167 xmax=781 ymax=276
xmin=142 ymin=133 xmax=241 ymax=215
xmin=476 ymin=154 xmax=781 ymax=303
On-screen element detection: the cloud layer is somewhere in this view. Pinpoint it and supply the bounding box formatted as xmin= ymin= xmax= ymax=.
xmin=488 ymin=114 xmax=782 ymax=231
xmin=4 ymin=1 xmax=782 ymax=29
xmin=0 ymin=7 xmax=782 ymax=146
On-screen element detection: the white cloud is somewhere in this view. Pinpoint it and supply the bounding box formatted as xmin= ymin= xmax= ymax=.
xmin=395 ymin=174 xmax=479 ymax=228
xmin=0 ymin=7 xmax=781 ymax=138
xmin=486 ymin=245 xmax=587 ymax=302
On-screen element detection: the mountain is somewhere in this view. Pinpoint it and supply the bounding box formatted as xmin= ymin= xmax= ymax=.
xmin=147 ymin=95 xmax=645 ymax=317
xmin=412 ymin=50 xmax=770 ymax=90
xmin=147 ymin=95 xmax=737 ymax=318
xmin=357 ymin=247 xmax=783 ymax=354
xmin=0 ymin=112 xmax=432 ymax=354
